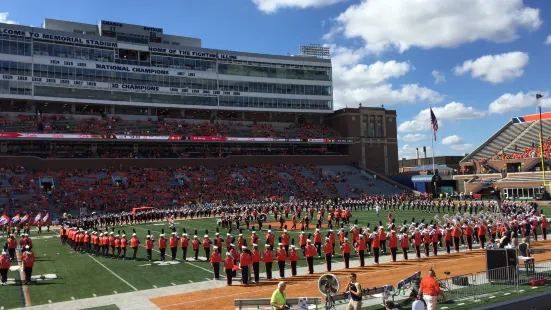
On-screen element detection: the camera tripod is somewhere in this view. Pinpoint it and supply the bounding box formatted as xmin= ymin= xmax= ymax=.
xmin=324 ymin=285 xmax=336 ymax=310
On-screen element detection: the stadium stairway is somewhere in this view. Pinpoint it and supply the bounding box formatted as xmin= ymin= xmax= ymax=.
xmin=318 ymin=165 xmax=404 ymax=196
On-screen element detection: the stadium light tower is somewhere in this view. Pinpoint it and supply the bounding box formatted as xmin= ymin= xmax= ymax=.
xmin=299 ymin=44 xmax=330 ymax=58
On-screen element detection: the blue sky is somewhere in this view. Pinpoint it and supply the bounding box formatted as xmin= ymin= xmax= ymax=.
xmin=2 ymin=0 xmax=551 ymax=159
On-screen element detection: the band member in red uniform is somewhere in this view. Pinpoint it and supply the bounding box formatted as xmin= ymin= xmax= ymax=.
xmin=356 ymin=235 xmax=366 ymax=267
xmin=239 ymin=247 xmax=251 ymax=284
xmin=323 ymin=237 xmax=333 ymax=271
xmin=0 ymin=249 xmax=10 ymax=285
xmin=210 ymin=246 xmax=221 ymax=280
xmin=263 ymin=244 xmax=274 ymax=280
xmin=422 ymin=228 xmax=431 ymax=257
xmin=192 ymin=235 xmax=200 ymax=260
xmin=251 ymin=244 xmax=261 ymax=283
xmin=371 ymin=230 xmax=380 ymax=265
xmin=388 ymin=231 xmax=398 ymax=262
xmin=180 ymin=231 xmax=189 ymax=260
xmin=431 ymin=227 xmax=439 ymax=256
xmin=464 ymin=222 xmax=474 ymax=251
xmin=156 ymin=232 xmax=166 ymax=261
xmin=444 ymin=226 xmax=452 ymax=254
xmin=413 ymin=229 xmax=422 ymax=258
xmin=313 ymin=228 xmax=322 ymax=257
xmin=276 ymin=243 xmax=287 ymax=278
xmin=130 ymin=233 xmax=139 ymax=260
xmin=146 ymin=234 xmax=154 ymax=261
xmin=170 ymin=232 xmax=178 ymax=261
xmin=305 ymin=239 xmax=316 ymax=274
xmin=224 ymin=252 xmax=234 ymax=286
xmin=341 ymin=238 xmax=351 ymax=269
xmin=400 ymin=230 xmax=409 ymax=260
xmin=289 ymin=244 xmax=299 ymax=276
xmin=22 ymin=245 xmax=35 ymax=285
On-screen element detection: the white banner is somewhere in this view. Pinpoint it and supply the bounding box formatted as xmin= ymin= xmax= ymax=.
xmin=0 ymin=28 xmax=239 ymax=60
xmin=32 ymin=56 xmax=217 ymax=79
xmin=0 ymin=28 xmax=117 ymax=48
xmin=0 ymin=74 xmax=238 ymax=97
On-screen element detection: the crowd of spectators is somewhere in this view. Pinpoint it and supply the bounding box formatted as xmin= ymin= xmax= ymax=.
xmin=1 ymin=164 xmax=354 ymax=216
xmin=0 ymin=114 xmax=343 ymax=139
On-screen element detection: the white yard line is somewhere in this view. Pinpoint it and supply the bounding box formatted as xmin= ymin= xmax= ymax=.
xmin=87 ymin=255 xmax=137 ymax=291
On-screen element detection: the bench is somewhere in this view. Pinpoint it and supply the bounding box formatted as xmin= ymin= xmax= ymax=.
xmin=234 ymin=297 xmax=322 ymax=310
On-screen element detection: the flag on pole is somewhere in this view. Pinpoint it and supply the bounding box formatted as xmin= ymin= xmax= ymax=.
xmin=430 ymin=108 xmax=439 ymax=141
xmin=20 ymin=214 xmax=29 ymax=224
xmin=536 ymin=94 xmax=543 ymax=99
xmin=0 ymin=214 xmax=9 ymax=225
xmin=42 ymin=213 xmax=50 ymax=222
xmin=10 ymin=213 xmax=20 ymax=224
xmin=33 ymin=212 xmax=42 ymax=224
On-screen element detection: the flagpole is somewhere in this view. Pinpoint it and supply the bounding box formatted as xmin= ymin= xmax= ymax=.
xmin=430 ymin=103 xmax=436 ymax=175
xmin=539 ymin=105 xmax=547 ymax=187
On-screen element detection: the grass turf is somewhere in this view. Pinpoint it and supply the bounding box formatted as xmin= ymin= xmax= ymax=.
xmin=0 ymin=206 xmax=547 ymax=309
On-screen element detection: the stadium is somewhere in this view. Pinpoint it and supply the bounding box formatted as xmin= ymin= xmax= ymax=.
xmin=1 ymin=17 xmax=551 ymax=310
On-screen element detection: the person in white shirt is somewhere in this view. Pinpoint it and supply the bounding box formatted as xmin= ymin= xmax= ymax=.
xmin=410 ymin=291 xmax=425 ymax=310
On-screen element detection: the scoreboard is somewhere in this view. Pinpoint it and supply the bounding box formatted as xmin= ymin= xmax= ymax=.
xmin=99 ymin=20 xmax=163 ymax=43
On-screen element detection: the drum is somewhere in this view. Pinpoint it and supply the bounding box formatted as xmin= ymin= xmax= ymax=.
xmin=258 ymin=214 xmax=268 ymax=222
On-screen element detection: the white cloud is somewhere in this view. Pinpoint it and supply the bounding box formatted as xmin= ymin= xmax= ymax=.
xmin=454 ymin=52 xmax=529 ymax=84
xmin=252 ymin=0 xmax=345 ymax=13
xmin=450 ymin=144 xmax=474 ymax=152
xmin=327 ymin=0 xmax=541 ymax=53
xmin=489 ymin=92 xmax=551 ymax=114
xmin=0 ymin=12 xmax=17 ymax=24
xmin=329 ymin=45 xmax=443 ymax=109
xmin=440 ymin=135 xmax=473 ymax=154
xmin=398 ymin=102 xmax=485 ymax=132
xmin=546 ymin=35 xmax=551 ymax=45
xmin=441 ymin=135 xmax=462 ymax=145
xmin=401 ymin=133 xmax=427 ymax=142
xmin=432 ymin=70 xmax=446 ymax=84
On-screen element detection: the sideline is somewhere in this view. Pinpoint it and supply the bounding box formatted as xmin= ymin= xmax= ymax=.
xmin=87 ymin=255 xmax=138 ymax=291
xmin=16 ymin=250 xmax=32 ymax=307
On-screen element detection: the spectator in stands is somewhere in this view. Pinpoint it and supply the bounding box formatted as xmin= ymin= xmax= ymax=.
xmin=270 ymin=281 xmax=289 ymax=310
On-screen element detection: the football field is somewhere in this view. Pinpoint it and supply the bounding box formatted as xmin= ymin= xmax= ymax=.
xmin=0 ymin=206 xmax=549 ymax=309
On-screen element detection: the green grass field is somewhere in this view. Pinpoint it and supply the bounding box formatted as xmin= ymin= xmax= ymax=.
xmin=1 ymin=205 xmax=550 ymax=309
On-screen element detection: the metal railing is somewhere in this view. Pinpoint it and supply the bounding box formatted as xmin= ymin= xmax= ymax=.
xmin=435 ymin=259 xmax=551 ymax=303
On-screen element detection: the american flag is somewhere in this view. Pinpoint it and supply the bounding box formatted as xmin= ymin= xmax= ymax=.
xmin=430 ymin=108 xmax=439 ymax=141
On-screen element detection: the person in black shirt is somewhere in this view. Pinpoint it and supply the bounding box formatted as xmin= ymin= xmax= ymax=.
xmin=345 ymin=273 xmax=362 ymax=310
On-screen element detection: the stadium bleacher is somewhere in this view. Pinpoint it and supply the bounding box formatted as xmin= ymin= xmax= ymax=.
xmin=0 ymin=113 xmax=342 ymax=139
xmin=463 ymin=115 xmax=551 ymax=162
xmin=0 ymin=165 xmax=405 ymax=217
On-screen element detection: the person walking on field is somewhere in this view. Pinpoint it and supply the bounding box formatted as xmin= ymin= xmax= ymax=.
xmin=22 ymin=245 xmax=35 ymax=285
xmin=0 ymin=250 xmax=10 ymax=285
xmin=418 ymin=270 xmax=446 ymax=310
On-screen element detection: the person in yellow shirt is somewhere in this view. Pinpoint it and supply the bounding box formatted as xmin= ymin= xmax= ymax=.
xmin=270 ymin=281 xmax=289 ymax=310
